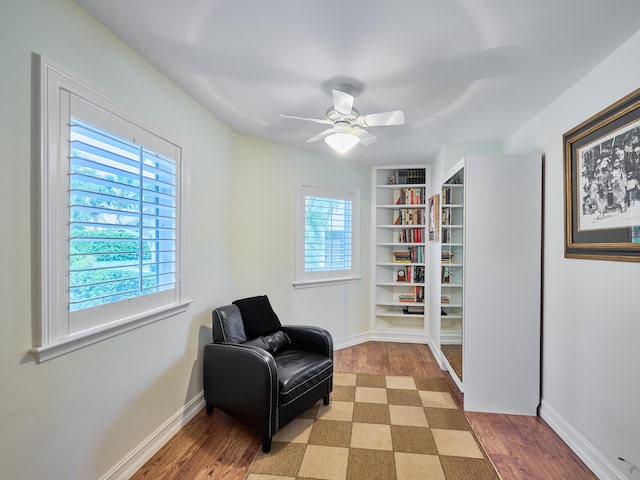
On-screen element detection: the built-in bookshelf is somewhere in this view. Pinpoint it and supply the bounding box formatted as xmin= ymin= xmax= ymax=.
xmin=372 ymin=166 xmax=427 ymax=335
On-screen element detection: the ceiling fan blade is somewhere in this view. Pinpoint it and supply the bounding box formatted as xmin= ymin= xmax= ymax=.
xmin=281 ymin=114 xmax=330 ymax=125
xmin=306 ymin=128 xmax=334 ymax=143
xmin=358 ymin=110 xmax=405 ymax=127
xmin=352 ymin=127 xmax=378 ymax=146
xmin=332 ymin=89 xmax=354 ymax=115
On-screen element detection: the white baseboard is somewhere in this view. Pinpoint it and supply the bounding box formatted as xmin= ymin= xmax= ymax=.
xmin=101 ymin=392 xmax=205 ymax=480
xmin=366 ymin=329 xmax=430 ymax=345
xmin=334 ymin=330 xmax=431 ymax=351
xmin=539 ymin=400 xmax=627 ymax=480
xmin=333 ymin=332 xmax=372 ymax=350
xmin=426 ymin=341 xmax=447 ymax=371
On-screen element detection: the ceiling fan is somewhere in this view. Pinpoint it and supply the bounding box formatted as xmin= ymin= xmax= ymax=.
xmin=281 ymin=87 xmax=405 ymax=153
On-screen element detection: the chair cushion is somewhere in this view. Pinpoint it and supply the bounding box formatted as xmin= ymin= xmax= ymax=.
xmin=274 ymin=349 xmax=333 ymax=406
xmin=233 ymin=295 xmax=282 ymax=338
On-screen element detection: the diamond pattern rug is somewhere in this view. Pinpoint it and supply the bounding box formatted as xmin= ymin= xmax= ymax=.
xmin=245 ymin=373 xmax=500 ymax=480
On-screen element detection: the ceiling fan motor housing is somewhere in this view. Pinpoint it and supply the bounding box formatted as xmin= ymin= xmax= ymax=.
xmin=332 ymin=120 xmax=353 ymax=134
xmin=326 ymin=106 xmax=359 ymax=125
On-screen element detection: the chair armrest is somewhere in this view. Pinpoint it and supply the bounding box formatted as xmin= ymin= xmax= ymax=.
xmin=203 ymin=343 xmax=278 ymax=436
xmin=280 ymin=326 xmax=333 ymax=358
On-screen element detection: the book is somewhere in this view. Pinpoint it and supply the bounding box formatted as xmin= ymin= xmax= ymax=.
xmin=393 ymin=251 xmax=412 ymax=263
xmin=441 ymin=266 xmax=450 ymax=283
xmin=399 ymin=294 xmax=416 ymax=303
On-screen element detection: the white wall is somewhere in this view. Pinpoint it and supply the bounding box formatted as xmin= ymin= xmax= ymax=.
xmin=0 ymin=0 xmax=235 ymax=478
xmin=230 ymin=134 xmax=372 ymax=342
xmin=505 ymin=30 xmax=640 ymax=480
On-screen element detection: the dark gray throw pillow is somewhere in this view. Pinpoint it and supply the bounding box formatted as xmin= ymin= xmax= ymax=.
xmin=263 ymin=330 xmax=290 ymax=354
xmin=243 ymin=336 xmax=270 ymax=350
xmin=233 ymin=295 xmax=282 ymax=338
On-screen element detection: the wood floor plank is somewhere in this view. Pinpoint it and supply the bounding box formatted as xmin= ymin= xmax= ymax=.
xmin=465 ymin=412 xmax=598 ymax=480
xmin=131 ymin=341 xmax=596 ymax=480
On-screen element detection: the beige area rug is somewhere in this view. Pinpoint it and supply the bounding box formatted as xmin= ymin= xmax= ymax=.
xmin=245 ymin=373 xmax=500 ymax=480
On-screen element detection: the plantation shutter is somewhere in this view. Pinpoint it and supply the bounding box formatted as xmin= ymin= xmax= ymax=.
xmin=61 ymin=92 xmax=182 ymax=335
xmin=303 ymin=191 xmax=353 ymax=273
xmin=68 ymin=118 xmax=177 ymax=313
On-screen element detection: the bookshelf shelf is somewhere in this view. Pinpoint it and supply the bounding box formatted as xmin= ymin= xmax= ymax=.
xmin=372 ymin=166 xmax=427 ymax=334
xmin=376 ymin=262 xmax=423 ymax=266
xmin=377 ymin=203 xmax=427 ymax=207
xmin=376 ymin=242 xmax=424 ymax=247
xmin=375 ymin=301 xmax=425 ymax=306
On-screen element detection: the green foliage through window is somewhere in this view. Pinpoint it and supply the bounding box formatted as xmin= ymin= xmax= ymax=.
xmin=304 ymin=195 xmax=352 ymax=272
xmin=69 ymin=119 xmax=177 ymax=311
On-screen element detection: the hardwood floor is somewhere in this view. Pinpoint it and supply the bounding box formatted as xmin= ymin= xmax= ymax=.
xmin=130 ymin=342 xmax=597 ymax=480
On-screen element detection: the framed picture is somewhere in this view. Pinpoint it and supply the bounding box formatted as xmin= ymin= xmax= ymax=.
xmin=428 ymin=194 xmax=439 ymax=242
xmin=564 ymin=87 xmax=640 ymax=261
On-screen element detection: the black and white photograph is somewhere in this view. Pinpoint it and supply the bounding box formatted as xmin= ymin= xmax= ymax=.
xmin=577 ymin=119 xmax=640 ymax=232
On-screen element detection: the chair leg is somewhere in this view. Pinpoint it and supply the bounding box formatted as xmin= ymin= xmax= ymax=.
xmin=262 ymin=436 xmax=272 ymax=453
xmin=206 ymin=402 xmax=214 ymax=415
xmin=323 ymin=394 xmax=330 ymax=406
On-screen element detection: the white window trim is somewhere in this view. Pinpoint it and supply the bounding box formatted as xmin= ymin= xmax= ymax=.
xmin=31 ymin=56 xmax=192 ymax=363
xmin=293 ymin=179 xmax=361 ymax=288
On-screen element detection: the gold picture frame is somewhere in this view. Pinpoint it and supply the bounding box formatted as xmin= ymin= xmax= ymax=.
xmin=564 ymin=87 xmax=640 ymax=261
xmin=428 ymin=194 xmax=439 ymax=242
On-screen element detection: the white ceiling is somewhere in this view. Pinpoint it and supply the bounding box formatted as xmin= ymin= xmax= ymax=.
xmin=73 ymin=0 xmax=640 ymax=165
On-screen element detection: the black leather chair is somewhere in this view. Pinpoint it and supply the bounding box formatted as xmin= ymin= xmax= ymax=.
xmin=203 ymin=295 xmax=333 ymax=452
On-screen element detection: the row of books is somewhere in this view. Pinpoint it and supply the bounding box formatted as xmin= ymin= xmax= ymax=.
xmin=392 ymin=169 xmax=426 ymax=185
xmin=441 ymin=251 xmax=454 ymax=263
xmin=396 ymin=265 xmax=425 ymax=283
xmin=394 ymin=188 xmax=425 ymax=205
xmin=394 ymin=208 xmax=424 ymax=226
xmin=394 ymin=227 xmax=423 ymax=243
xmin=441 ymin=209 xmax=451 ymax=225
xmin=392 ymin=246 xmax=424 ymax=263
xmin=398 ymin=286 xmax=425 ymax=303
xmin=441 ymin=187 xmax=453 ymax=205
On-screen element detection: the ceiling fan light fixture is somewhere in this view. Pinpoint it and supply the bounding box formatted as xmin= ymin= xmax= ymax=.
xmin=325 ymin=132 xmax=359 ymax=153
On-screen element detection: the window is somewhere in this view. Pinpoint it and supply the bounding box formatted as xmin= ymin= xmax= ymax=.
xmin=68 ymin=119 xmax=177 ymax=312
xmin=33 ymin=57 xmax=190 ymax=362
xmin=295 ymin=181 xmax=360 ymax=287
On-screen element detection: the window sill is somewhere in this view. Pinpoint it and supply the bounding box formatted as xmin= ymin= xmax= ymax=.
xmin=293 ymin=277 xmax=361 ymax=289
xmin=30 ymin=299 xmax=193 ymax=363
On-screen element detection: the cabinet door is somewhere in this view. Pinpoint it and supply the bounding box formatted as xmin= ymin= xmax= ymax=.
xmin=463 ymin=154 xmax=541 ymax=415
